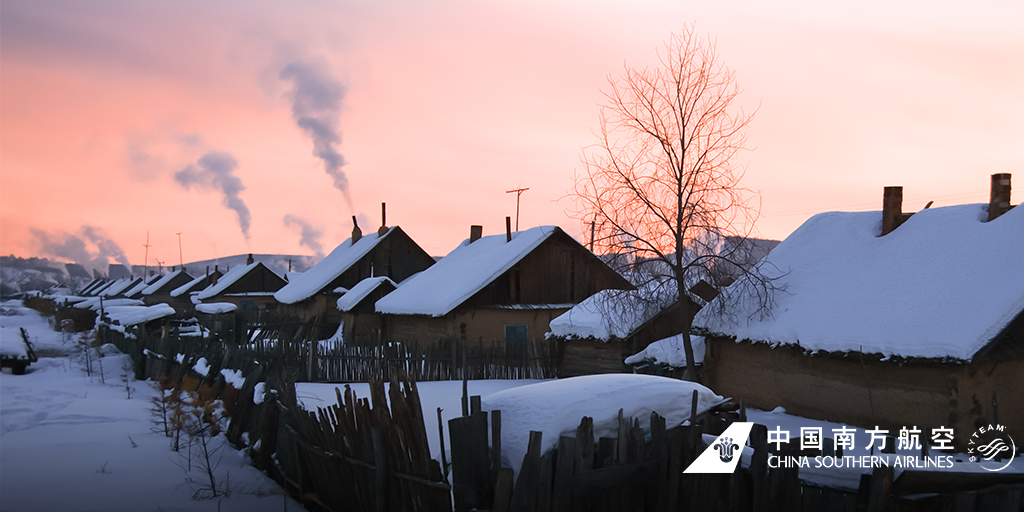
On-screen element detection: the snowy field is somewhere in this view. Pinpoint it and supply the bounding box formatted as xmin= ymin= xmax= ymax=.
xmin=0 ymin=301 xmax=301 ymax=512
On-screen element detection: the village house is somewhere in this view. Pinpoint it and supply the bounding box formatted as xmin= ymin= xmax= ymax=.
xmin=335 ymin=276 xmax=398 ymax=346
xmin=140 ymin=268 xmax=193 ymax=307
xmin=165 ymin=267 xmax=223 ymax=313
xmin=194 ymin=255 xmax=286 ymax=311
xmin=693 ymin=174 xmax=1022 ymax=449
xmin=274 ymin=211 xmax=435 ymax=323
xmin=375 ymin=223 xmax=632 ymax=353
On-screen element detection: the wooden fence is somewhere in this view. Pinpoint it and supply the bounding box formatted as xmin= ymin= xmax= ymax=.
xmin=447 ymin=392 xmax=1024 ymax=512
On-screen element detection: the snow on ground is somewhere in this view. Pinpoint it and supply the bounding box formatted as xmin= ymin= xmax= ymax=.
xmin=0 ymin=301 xmax=300 ymax=511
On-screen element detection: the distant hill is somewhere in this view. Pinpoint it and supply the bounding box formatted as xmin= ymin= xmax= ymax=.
xmin=174 ymin=253 xmax=320 ymax=279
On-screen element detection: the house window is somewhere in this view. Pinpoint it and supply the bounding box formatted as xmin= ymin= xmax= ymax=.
xmin=240 ymin=300 xmax=255 ymax=311
xmin=505 ymin=324 xmax=528 ymax=359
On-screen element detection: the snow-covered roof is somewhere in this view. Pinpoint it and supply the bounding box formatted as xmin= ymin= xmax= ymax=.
xmin=103 ymin=304 xmax=176 ymax=329
xmin=98 ymin=277 xmax=140 ymax=297
xmin=170 ymin=273 xmax=209 ymax=297
xmin=195 ymin=302 xmax=238 ymax=314
xmin=625 ymin=334 xmax=705 ymax=367
xmin=141 ymin=269 xmax=187 ymax=295
xmin=123 ymin=275 xmax=159 ymax=298
xmin=548 ymin=284 xmax=675 ymax=340
xmin=694 ymin=204 xmax=1024 ymax=361
xmin=375 ymin=226 xmax=559 ymax=317
xmin=336 ymin=276 xmax=397 ymax=312
xmin=274 ymin=228 xmax=396 ymax=304
xmin=196 ymin=262 xmax=261 ymax=300
xmin=74 ymin=298 xmax=144 ymax=310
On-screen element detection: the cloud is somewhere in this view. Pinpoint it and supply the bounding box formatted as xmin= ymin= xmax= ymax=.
xmin=174 ymin=151 xmax=252 ymax=240
xmin=30 ymin=226 xmax=133 ymax=277
xmin=283 ymin=215 xmax=325 ymax=258
xmin=280 ymin=60 xmax=353 ymax=211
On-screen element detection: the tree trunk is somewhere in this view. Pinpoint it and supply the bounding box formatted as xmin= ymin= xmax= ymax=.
xmin=676 ymin=275 xmax=699 ymax=383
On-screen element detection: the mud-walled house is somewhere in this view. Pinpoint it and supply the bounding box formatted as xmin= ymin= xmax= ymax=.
xmin=375 ymin=223 xmax=632 ymax=355
xmin=274 ymin=211 xmax=436 ymax=325
xmin=194 ymin=255 xmax=286 ymax=312
xmin=693 ymin=174 xmax=1023 ymax=450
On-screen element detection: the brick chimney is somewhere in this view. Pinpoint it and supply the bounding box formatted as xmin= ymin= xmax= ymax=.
xmin=246 ymin=253 xmax=254 ymax=265
xmin=351 ymin=215 xmax=362 ymax=244
xmin=378 ymin=202 xmax=388 ymax=237
xmin=881 ymin=186 xmax=903 ymax=236
xmin=988 ymin=173 xmax=1012 ymax=221
xmin=506 ymin=216 xmax=512 ymax=242
xmin=212 ymin=265 xmax=219 ymax=285
xmin=469 ymin=225 xmax=483 ymax=243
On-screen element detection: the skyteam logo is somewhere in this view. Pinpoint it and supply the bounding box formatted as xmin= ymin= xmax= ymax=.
xmin=684 ymin=422 xmax=754 ymax=473
xmin=967 ymin=424 xmax=1016 ymax=472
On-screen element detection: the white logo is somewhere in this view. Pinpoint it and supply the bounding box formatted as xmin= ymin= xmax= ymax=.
xmin=684 ymin=422 xmax=754 ymax=474
xmin=967 ymin=424 xmax=1016 ymax=472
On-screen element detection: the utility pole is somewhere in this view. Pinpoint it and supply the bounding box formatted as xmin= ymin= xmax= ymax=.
xmin=175 ymin=232 xmax=183 ymax=268
xmin=142 ymin=231 xmax=152 ymax=279
xmin=505 ymin=186 xmax=530 ymax=231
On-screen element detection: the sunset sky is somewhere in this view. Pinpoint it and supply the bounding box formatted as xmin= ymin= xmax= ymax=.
xmin=2 ymin=0 xmax=1021 ymax=272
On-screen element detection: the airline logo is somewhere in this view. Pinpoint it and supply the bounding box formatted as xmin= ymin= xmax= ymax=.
xmin=684 ymin=422 xmax=754 ymax=474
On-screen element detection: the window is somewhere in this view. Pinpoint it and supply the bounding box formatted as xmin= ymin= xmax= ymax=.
xmin=505 ymin=324 xmax=528 ymax=358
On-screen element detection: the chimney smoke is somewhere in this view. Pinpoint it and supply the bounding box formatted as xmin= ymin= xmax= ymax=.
xmin=470 ymin=225 xmax=483 ymax=243
xmin=988 ymin=173 xmax=1012 ymax=221
xmin=881 ymin=186 xmax=903 ymax=236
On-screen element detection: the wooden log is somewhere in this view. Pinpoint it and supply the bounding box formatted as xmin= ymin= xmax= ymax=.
xmin=865 ymin=465 xmax=893 ymax=512
xmin=371 ymin=427 xmax=389 ymax=512
xmin=616 ymin=409 xmax=628 ymax=465
xmin=492 ymin=468 xmax=515 ymax=512
xmin=492 ymin=409 xmax=502 ymax=474
xmin=552 ymin=436 xmax=576 ymax=512
xmin=510 ymin=430 xmax=543 ymax=512
xmin=438 ymin=407 xmax=449 ymax=481
xmin=449 ymin=413 xmax=492 ymax=511
xmin=597 ymin=438 xmax=617 ymax=470
xmin=575 ymin=417 xmax=594 ymax=473
xmin=749 ymin=423 xmax=770 ymax=512
xmin=537 ymin=453 xmax=553 ymax=512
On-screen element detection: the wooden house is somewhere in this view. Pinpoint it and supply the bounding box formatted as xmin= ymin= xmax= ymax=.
xmin=375 ymin=224 xmax=632 ymax=353
xmin=140 ymin=268 xmax=194 ymax=307
xmin=335 ymin=276 xmax=398 ymax=346
xmin=693 ymin=174 xmax=1022 ymax=450
xmin=274 ymin=216 xmax=435 ymax=322
xmin=166 ymin=268 xmax=223 ymax=313
xmin=195 ymin=255 xmax=286 ymax=311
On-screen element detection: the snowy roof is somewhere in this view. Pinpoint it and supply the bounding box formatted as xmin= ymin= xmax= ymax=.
xmin=625 ymin=334 xmax=705 ymax=367
xmin=274 ymin=228 xmax=395 ymax=304
xmin=103 ymin=304 xmax=176 ymax=328
xmin=375 ymin=226 xmax=559 ymax=316
xmin=336 ymin=276 xmax=397 ymax=312
xmin=98 ymin=277 xmax=139 ymax=297
xmin=196 ymin=262 xmax=266 ymax=300
xmin=195 ymin=302 xmax=238 ymax=314
xmin=170 ymin=273 xmax=210 ymax=297
xmin=548 ymin=283 xmax=676 ymax=340
xmin=124 ymin=275 xmax=160 ymax=298
xmin=141 ymin=270 xmax=187 ymax=295
xmin=74 ymin=298 xmax=144 ymax=310
xmin=694 ymin=204 xmax=1024 ymax=361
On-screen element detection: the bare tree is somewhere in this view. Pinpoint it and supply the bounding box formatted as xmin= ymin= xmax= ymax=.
xmin=571 ymin=25 xmax=774 ymax=382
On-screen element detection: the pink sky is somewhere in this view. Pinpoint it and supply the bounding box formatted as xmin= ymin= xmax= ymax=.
xmin=2 ymin=0 xmax=1022 ymax=271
